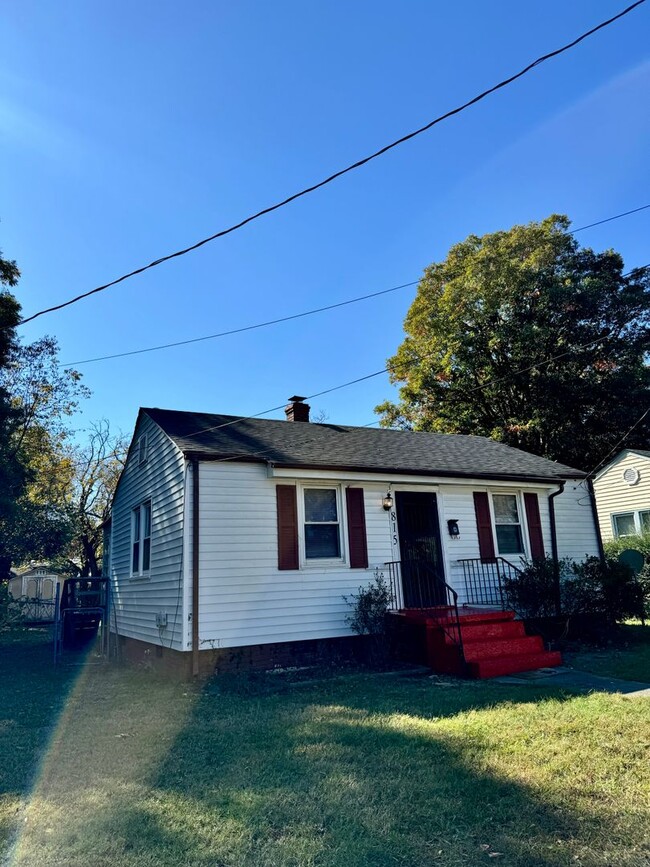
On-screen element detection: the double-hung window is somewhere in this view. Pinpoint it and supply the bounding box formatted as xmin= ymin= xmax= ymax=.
xmin=492 ymin=493 xmax=525 ymax=555
xmin=132 ymin=501 xmax=152 ymax=576
xmin=612 ymin=510 xmax=650 ymax=538
xmin=303 ymin=487 xmax=341 ymax=560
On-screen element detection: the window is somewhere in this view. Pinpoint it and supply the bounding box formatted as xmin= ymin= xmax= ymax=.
xmin=131 ymin=501 xmax=152 ymax=576
xmin=303 ymin=488 xmax=341 ymax=560
xmin=612 ymin=510 xmax=650 ymax=538
xmin=138 ymin=434 xmax=148 ymax=466
xmin=492 ymin=493 xmax=525 ymax=555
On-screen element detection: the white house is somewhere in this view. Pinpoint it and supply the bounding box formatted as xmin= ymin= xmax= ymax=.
xmin=105 ymin=397 xmax=601 ymax=677
xmin=593 ymin=449 xmax=650 ymax=542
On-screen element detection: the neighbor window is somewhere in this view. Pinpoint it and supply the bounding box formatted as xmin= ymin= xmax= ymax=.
xmin=613 ymin=510 xmax=649 ymax=538
xmin=303 ymin=488 xmax=341 ymax=559
xmin=131 ymin=501 xmax=152 ymax=575
xmin=492 ymin=493 xmax=524 ymax=555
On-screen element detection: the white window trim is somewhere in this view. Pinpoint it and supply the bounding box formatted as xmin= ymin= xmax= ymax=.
xmin=611 ymin=510 xmax=649 ymax=538
xmin=488 ymin=490 xmax=529 ymax=560
xmin=130 ymin=500 xmax=152 ymax=579
xmin=297 ymin=483 xmax=348 ymax=568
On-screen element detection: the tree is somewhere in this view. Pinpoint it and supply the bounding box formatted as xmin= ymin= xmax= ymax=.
xmin=376 ymin=215 xmax=650 ymax=471
xmin=0 ymin=249 xmax=24 ymax=578
xmin=0 ymin=334 xmax=90 ymax=571
xmin=63 ymin=420 xmax=128 ymax=576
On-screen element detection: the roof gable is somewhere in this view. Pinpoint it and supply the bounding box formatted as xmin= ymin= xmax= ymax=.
xmin=140 ymin=407 xmax=585 ymax=482
xmin=593 ymin=448 xmax=650 ymax=482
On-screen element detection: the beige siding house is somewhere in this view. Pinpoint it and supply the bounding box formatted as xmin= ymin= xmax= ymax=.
xmin=106 ymin=398 xmax=601 ymax=678
xmin=593 ymin=449 xmax=650 ymax=542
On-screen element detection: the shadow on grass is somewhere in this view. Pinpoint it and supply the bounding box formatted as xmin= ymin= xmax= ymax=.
xmin=4 ymin=637 xmax=648 ymax=867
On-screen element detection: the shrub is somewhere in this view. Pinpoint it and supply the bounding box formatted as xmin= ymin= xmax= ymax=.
xmin=603 ymin=531 xmax=650 ymax=561
xmin=501 ymin=555 xmax=566 ymax=619
xmin=344 ymin=569 xmax=392 ymax=636
xmin=501 ymin=555 xmax=648 ymax=623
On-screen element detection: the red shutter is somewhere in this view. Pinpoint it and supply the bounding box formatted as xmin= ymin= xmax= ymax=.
xmin=276 ymin=485 xmax=299 ymax=570
xmin=524 ymin=492 xmax=545 ymax=560
xmin=346 ymin=487 xmax=368 ymax=569
xmin=473 ymin=492 xmax=496 ymax=560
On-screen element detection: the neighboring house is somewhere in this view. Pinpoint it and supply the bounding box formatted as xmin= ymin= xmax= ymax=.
xmin=593 ymin=449 xmax=650 ymax=542
xmin=106 ymin=397 xmax=601 ymax=677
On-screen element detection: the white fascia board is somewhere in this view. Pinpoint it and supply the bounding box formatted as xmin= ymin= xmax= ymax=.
xmin=268 ymin=465 xmax=561 ymax=490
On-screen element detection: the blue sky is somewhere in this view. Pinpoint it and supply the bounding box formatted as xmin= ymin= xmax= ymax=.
xmin=2 ymin=0 xmax=649 ymax=439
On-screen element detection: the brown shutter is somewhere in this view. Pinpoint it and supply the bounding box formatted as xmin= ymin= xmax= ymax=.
xmin=276 ymin=485 xmax=299 ymax=570
xmin=473 ymin=492 xmax=496 ymax=560
xmin=524 ymin=492 xmax=545 ymax=560
xmin=346 ymin=487 xmax=368 ymax=569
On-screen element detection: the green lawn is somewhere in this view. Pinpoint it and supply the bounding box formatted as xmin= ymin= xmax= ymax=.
xmin=566 ymin=621 xmax=650 ymax=683
xmin=1 ymin=629 xmax=649 ymax=867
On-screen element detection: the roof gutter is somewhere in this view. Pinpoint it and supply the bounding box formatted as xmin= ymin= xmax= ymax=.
xmin=191 ymin=458 xmax=200 ymax=678
xmin=586 ymin=477 xmax=606 ymax=563
xmin=548 ymin=481 xmax=565 ymax=618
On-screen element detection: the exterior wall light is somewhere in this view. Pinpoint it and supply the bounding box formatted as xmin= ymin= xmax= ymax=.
xmin=447 ymin=519 xmax=460 ymax=538
xmin=382 ymin=492 xmax=394 ymax=511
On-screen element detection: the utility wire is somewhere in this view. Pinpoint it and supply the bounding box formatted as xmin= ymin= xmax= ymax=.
xmin=60 ymin=210 xmax=650 ymax=368
xmin=178 ymin=299 xmax=648 ymax=441
xmin=15 ymin=0 xmax=646 ymax=329
xmin=571 ymin=203 xmax=650 ymax=233
xmin=584 ymin=405 xmax=650 ymax=479
xmin=61 ymin=280 xmax=418 ymax=366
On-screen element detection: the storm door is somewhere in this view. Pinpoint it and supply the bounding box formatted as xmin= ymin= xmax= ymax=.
xmin=395 ymin=491 xmax=446 ymax=607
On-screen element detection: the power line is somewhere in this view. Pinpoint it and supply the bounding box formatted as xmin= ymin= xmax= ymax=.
xmin=585 ymin=405 xmax=650 ymax=479
xmin=60 ymin=280 xmax=418 ymax=366
xmin=59 ymin=222 xmax=650 ymax=368
xmin=16 ymin=0 xmax=646 ymax=329
xmin=571 ymin=203 xmax=650 ymax=233
xmin=178 ymin=301 xmax=648 ymax=442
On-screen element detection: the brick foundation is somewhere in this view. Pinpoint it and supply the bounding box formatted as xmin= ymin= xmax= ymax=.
xmin=116 ymin=633 xmax=367 ymax=680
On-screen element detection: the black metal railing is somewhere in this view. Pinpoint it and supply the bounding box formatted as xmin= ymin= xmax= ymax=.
xmin=458 ymin=557 xmax=523 ymax=608
xmin=384 ymin=559 xmax=466 ymax=671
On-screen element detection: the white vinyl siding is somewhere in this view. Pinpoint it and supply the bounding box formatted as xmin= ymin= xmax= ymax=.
xmin=195 ymin=463 xmax=391 ymax=650
xmin=553 ymin=481 xmax=601 ymax=561
xmin=593 ymin=451 xmax=650 ymax=543
xmin=109 ymin=414 xmax=186 ymax=650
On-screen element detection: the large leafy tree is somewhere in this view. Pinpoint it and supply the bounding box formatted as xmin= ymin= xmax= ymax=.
xmin=0 ymin=247 xmax=91 ymax=575
xmin=0 ymin=250 xmax=24 ymax=578
xmin=376 ymin=216 xmax=650 ymax=471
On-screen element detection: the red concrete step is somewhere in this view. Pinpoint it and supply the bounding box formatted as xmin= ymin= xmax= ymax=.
xmin=467 ymin=650 xmax=563 ymax=679
xmin=433 ymin=608 xmax=516 ymax=626
xmin=461 ymin=635 xmax=545 ymax=661
xmin=440 ymin=619 xmax=527 ymax=644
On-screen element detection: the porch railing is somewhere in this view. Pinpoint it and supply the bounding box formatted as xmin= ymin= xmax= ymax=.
xmin=458 ymin=557 xmax=523 ymax=608
xmin=384 ymin=559 xmax=466 ymax=671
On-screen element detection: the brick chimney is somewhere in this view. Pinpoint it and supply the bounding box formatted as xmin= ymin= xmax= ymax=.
xmin=285 ymin=395 xmax=310 ymax=422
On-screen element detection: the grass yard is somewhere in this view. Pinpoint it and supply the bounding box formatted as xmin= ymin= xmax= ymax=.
xmin=566 ymin=621 xmax=650 ymax=683
xmin=1 ymin=629 xmax=649 ymax=867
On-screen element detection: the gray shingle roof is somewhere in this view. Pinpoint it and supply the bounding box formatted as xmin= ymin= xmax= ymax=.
xmin=142 ymin=407 xmax=585 ymax=482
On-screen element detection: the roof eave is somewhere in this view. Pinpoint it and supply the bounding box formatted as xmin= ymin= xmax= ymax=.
xmin=180 ymin=450 xmax=578 ymax=483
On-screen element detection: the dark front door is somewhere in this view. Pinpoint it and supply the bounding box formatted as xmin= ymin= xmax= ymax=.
xmin=395 ymin=491 xmax=446 ymax=607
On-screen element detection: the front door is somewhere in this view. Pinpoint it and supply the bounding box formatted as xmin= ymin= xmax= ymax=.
xmin=395 ymin=491 xmax=446 ymax=607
